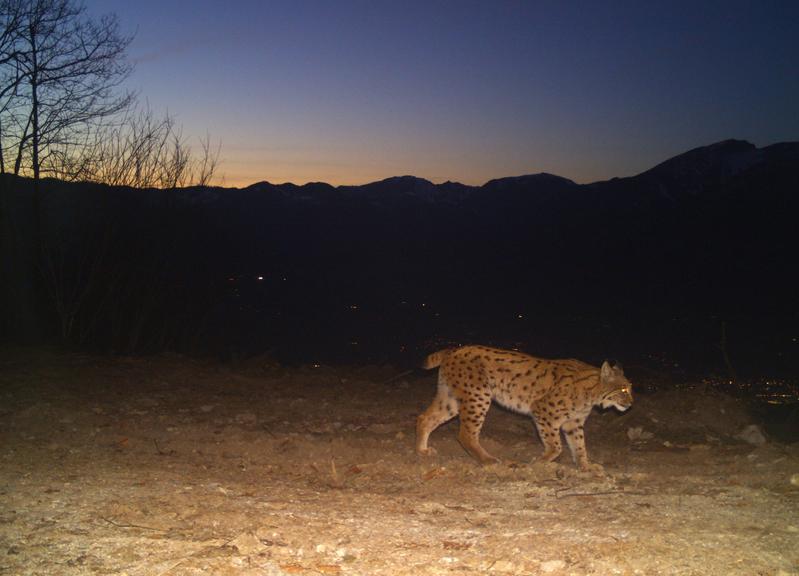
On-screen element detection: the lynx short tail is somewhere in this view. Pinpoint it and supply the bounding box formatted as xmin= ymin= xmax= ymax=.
xmin=422 ymin=349 xmax=453 ymax=369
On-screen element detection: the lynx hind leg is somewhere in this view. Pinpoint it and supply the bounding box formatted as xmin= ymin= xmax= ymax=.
xmin=416 ymin=383 xmax=459 ymax=456
xmin=457 ymin=391 xmax=500 ymax=464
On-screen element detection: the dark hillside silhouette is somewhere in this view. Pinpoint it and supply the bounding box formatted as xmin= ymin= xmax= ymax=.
xmin=1 ymin=139 xmax=797 ymax=378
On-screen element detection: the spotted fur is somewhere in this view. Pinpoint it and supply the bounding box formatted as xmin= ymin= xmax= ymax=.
xmin=415 ymin=345 xmax=633 ymax=471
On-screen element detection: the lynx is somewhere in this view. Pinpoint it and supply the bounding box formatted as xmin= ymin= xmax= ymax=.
xmin=416 ymin=345 xmax=633 ymax=472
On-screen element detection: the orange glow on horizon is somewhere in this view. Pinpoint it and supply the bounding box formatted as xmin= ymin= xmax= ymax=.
xmin=212 ymin=152 xmax=608 ymax=189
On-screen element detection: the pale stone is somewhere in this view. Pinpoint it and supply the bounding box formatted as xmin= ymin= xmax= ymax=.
xmin=626 ymin=427 xmax=654 ymax=441
xmin=736 ymin=424 xmax=766 ymax=446
xmin=541 ymin=559 xmax=566 ymax=573
xmin=416 ymin=501 xmax=447 ymax=514
xmin=491 ymin=559 xmax=516 ymax=572
xmin=230 ymin=532 xmax=263 ymax=555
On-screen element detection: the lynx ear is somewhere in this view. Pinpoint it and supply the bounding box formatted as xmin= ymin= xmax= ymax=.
xmin=600 ymin=360 xmax=612 ymax=380
xmin=613 ymin=361 xmax=624 ymax=373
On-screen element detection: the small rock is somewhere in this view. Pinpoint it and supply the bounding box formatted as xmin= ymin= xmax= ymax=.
xmin=736 ymin=424 xmax=767 ymax=446
xmin=626 ymin=427 xmax=654 ymax=441
xmin=229 ymin=555 xmax=248 ymax=567
xmin=395 ymin=430 xmax=405 ymax=440
xmin=255 ymin=526 xmax=279 ymax=539
xmin=540 ymin=559 xmax=566 ymax=573
xmin=199 ymin=404 xmax=215 ymax=413
xmin=491 ymin=559 xmax=516 ymax=572
xmin=416 ymin=502 xmax=447 ymax=515
xmin=230 ymin=532 xmax=262 ymax=555
xmin=790 ymin=474 xmax=799 ymax=487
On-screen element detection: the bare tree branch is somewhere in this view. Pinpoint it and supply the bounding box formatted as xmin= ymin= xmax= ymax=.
xmin=0 ymin=0 xmax=133 ymax=179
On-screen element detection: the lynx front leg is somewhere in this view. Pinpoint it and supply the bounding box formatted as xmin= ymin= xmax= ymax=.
xmin=563 ymin=419 xmax=604 ymax=475
xmin=532 ymin=413 xmax=563 ymax=463
xmin=562 ymin=419 xmax=589 ymax=467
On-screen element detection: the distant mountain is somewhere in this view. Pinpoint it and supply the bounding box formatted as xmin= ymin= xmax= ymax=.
xmin=207 ymin=138 xmax=798 ymax=220
xmin=638 ymin=139 xmax=759 ymax=194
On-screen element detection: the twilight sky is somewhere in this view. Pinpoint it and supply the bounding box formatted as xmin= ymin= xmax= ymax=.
xmin=85 ymin=0 xmax=798 ymax=187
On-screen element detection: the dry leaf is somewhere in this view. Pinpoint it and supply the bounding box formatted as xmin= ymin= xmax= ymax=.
xmin=442 ymin=540 xmax=471 ymax=550
xmin=422 ymin=466 xmax=446 ymax=481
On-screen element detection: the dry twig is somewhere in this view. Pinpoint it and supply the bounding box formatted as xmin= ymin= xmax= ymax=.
xmin=100 ymin=516 xmax=168 ymax=532
xmin=555 ymin=488 xmax=648 ymax=499
xmin=379 ymin=369 xmax=414 ymax=386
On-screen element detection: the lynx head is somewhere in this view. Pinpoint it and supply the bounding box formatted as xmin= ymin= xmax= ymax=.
xmin=598 ymin=361 xmax=633 ymax=411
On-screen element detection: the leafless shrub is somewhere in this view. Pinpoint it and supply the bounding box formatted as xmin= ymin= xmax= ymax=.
xmin=82 ymin=105 xmax=221 ymax=188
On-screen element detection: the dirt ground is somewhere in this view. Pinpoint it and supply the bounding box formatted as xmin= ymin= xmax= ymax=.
xmin=1 ymin=348 xmax=797 ymax=576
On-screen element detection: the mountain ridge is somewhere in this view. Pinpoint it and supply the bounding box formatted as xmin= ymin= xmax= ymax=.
xmin=236 ymin=139 xmax=796 ymax=195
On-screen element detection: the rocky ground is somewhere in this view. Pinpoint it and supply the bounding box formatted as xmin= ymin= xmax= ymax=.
xmin=1 ymin=348 xmax=797 ymax=575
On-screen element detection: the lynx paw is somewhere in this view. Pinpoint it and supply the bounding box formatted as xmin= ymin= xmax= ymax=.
xmin=416 ymin=446 xmax=438 ymax=457
xmin=580 ymin=462 xmax=606 ymax=477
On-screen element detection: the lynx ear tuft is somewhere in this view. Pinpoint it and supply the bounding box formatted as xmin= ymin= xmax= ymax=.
xmin=600 ymin=360 xmax=612 ymax=380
